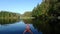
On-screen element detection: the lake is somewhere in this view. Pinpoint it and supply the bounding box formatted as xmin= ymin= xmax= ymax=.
xmin=0 ymin=20 xmax=42 ymax=34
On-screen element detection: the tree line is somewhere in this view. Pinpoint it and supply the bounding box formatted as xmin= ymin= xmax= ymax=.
xmin=0 ymin=11 xmax=20 ymax=24
xmin=31 ymin=0 xmax=60 ymax=34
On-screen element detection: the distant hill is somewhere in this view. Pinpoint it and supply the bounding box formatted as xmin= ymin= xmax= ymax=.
xmin=21 ymin=11 xmax=32 ymax=17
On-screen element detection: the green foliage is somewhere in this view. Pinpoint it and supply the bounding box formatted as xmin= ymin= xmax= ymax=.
xmin=32 ymin=0 xmax=60 ymax=34
xmin=21 ymin=11 xmax=32 ymax=17
xmin=0 ymin=11 xmax=20 ymax=24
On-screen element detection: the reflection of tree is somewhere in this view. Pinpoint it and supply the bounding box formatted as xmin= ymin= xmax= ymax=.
xmin=23 ymin=19 xmax=32 ymax=24
xmin=32 ymin=16 xmax=60 ymax=34
xmin=31 ymin=0 xmax=60 ymax=34
xmin=0 ymin=11 xmax=20 ymax=25
xmin=0 ymin=18 xmax=20 ymax=25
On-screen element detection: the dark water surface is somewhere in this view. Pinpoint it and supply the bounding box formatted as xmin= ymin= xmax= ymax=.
xmin=0 ymin=21 xmax=42 ymax=34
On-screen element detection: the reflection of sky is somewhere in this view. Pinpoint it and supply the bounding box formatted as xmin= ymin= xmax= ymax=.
xmin=0 ymin=0 xmax=42 ymax=14
xmin=0 ymin=21 xmax=26 ymax=31
xmin=0 ymin=21 xmax=42 ymax=34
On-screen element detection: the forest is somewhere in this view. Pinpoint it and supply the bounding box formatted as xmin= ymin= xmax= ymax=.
xmin=31 ymin=0 xmax=60 ymax=34
xmin=0 ymin=0 xmax=60 ymax=34
xmin=22 ymin=0 xmax=60 ymax=34
xmin=0 ymin=11 xmax=20 ymax=24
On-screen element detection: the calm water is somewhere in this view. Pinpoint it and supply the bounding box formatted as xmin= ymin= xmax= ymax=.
xmin=0 ymin=20 xmax=42 ymax=34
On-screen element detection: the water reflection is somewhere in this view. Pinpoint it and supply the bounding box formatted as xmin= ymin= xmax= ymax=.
xmin=0 ymin=21 xmax=25 ymax=34
xmin=23 ymin=19 xmax=42 ymax=34
xmin=0 ymin=18 xmax=20 ymax=25
xmin=0 ymin=20 xmax=42 ymax=34
xmin=31 ymin=16 xmax=60 ymax=34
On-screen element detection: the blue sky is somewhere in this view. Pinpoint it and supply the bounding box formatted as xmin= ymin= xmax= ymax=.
xmin=0 ymin=0 xmax=42 ymax=14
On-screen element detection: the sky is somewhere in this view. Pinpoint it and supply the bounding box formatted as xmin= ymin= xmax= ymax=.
xmin=0 ymin=0 xmax=42 ymax=14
